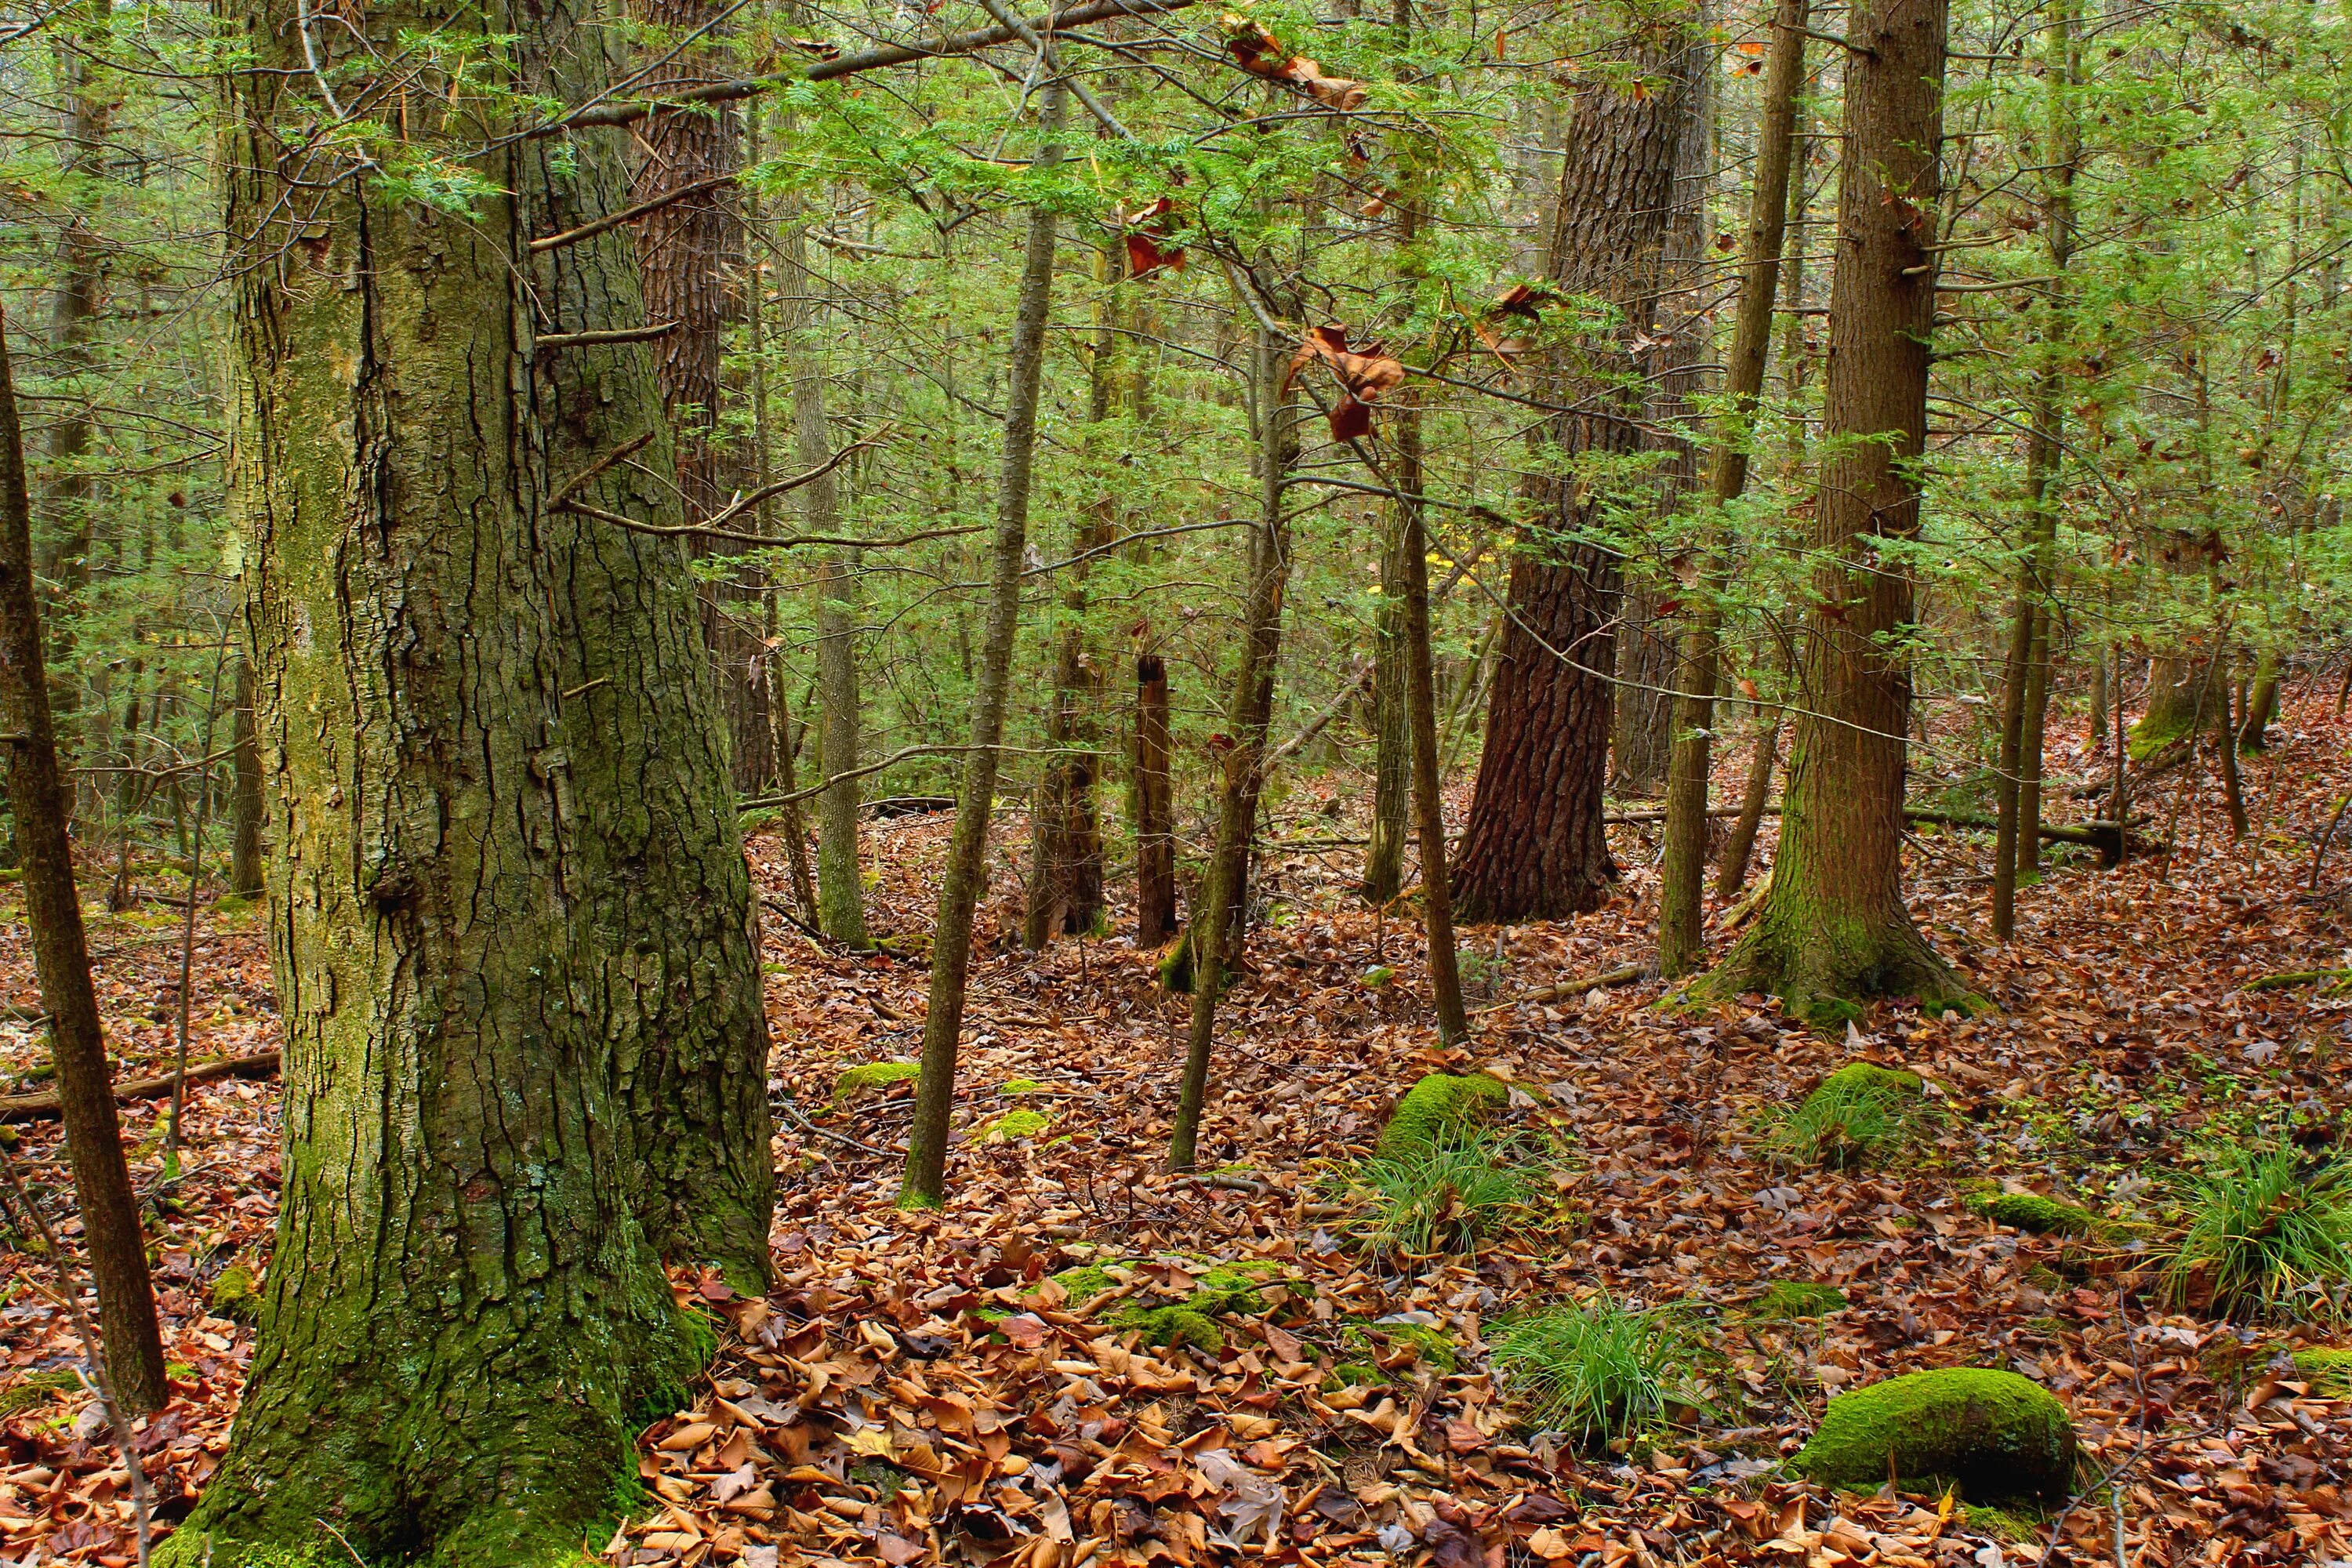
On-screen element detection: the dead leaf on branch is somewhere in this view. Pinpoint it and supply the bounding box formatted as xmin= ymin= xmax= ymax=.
xmin=1285 ymin=325 xmax=1405 ymax=440
xmin=1221 ymin=13 xmax=1370 ymax=111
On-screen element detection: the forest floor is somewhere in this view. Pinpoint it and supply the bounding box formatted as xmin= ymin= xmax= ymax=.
xmin=5 ymin=691 xmax=2352 ymax=1568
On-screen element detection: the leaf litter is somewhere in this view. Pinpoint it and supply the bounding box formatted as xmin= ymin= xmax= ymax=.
xmin=5 ymin=696 xmax=2352 ymax=1566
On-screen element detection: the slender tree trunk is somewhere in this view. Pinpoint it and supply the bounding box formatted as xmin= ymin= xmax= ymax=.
xmin=899 ymin=82 xmax=1067 ymax=1209
xmin=227 ymin=654 xmax=265 ymax=894
xmin=2238 ymin=652 xmax=2278 ymax=752
xmin=1396 ymin=379 xmax=1468 ymax=1043
xmin=1134 ymin=650 xmax=1178 ymax=942
xmin=1704 ymin=0 xmax=1970 ymax=1019
xmin=1451 ymin=41 xmax=1692 ymax=923
xmin=0 ymin=307 xmax=168 ymax=1417
xmin=1363 ymin=499 xmax=1410 ymax=905
xmin=2218 ymin=667 xmax=2250 ymax=838
xmin=180 ymin=0 xmax=770 ymax=1549
xmin=782 ymin=204 xmax=874 ymax=947
xmin=2087 ymin=644 xmax=2110 ymax=742
xmin=1169 ymin=318 xmax=1297 ymax=1171
xmin=1714 ymin=699 xmax=1784 ymax=900
xmin=1661 ymin=0 xmax=1807 ymax=976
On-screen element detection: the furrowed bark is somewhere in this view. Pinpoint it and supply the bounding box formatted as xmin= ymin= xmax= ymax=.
xmin=0 ymin=306 xmax=169 ymax=1417
xmin=175 ymin=0 xmax=769 ymax=1552
xmin=1451 ymin=39 xmax=1691 ymax=923
xmin=900 ymin=82 xmax=1067 ymax=1209
xmin=1702 ymin=0 xmax=1973 ymax=1022
xmin=1660 ymin=0 xmax=1806 ymax=978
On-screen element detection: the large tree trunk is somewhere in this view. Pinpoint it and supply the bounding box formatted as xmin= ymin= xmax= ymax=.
xmin=900 ymin=82 xmax=1067 ymax=1209
xmin=1450 ymin=42 xmax=1690 ymax=924
xmin=179 ymin=0 xmax=770 ymax=1552
xmin=1704 ymin=0 xmax=1970 ymax=1020
xmin=630 ymin=0 xmax=772 ymax=789
xmin=1169 ymin=318 xmax=1297 ymax=1171
xmin=0 ymin=309 xmax=168 ymax=1417
xmin=1661 ymin=0 xmax=1806 ymax=976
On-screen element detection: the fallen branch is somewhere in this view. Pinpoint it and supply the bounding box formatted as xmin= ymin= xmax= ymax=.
xmin=1473 ymin=963 xmax=1644 ymax=1014
xmin=534 ymin=320 xmax=681 ymax=352
xmin=1 ymin=1050 xmax=281 ymax=1123
xmin=2241 ymin=968 xmax=2352 ymax=993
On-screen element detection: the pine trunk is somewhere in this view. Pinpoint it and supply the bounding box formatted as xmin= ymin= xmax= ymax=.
xmin=179 ymin=0 xmax=771 ymax=1552
xmin=1704 ymin=0 xmax=1971 ymax=1021
xmin=1450 ymin=44 xmax=1690 ymax=923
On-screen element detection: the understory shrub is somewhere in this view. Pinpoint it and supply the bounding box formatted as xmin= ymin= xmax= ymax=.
xmin=1490 ymin=1294 xmax=1696 ymax=1450
xmin=2162 ymin=1149 xmax=2352 ymax=1320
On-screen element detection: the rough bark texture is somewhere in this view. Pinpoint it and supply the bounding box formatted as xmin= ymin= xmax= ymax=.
xmin=900 ymin=84 xmax=1065 ymax=1208
xmin=0 ymin=308 xmax=169 ymax=1417
xmin=1133 ymin=652 xmax=1178 ymax=942
xmin=173 ymin=0 xmax=771 ymax=1553
xmin=228 ymin=654 xmax=265 ymax=895
xmin=1661 ymin=0 xmax=1805 ymax=977
xmin=1450 ymin=46 xmax=1689 ymax=923
xmin=1704 ymin=0 xmax=1971 ymax=1021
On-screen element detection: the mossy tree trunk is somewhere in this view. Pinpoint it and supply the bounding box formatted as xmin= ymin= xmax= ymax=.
xmin=1702 ymin=0 xmax=1972 ymax=1021
xmin=176 ymin=0 xmax=769 ymax=1555
xmin=1450 ymin=39 xmax=1690 ymax=923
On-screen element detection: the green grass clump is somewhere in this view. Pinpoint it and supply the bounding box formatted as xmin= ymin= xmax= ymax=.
xmin=970 ymin=1108 xmax=1051 ymax=1142
xmin=1747 ymin=1280 xmax=1847 ymax=1320
xmin=1335 ymin=1129 xmax=1533 ymax=1256
xmin=1966 ymin=1188 xmax=2103 ymax=1238
xmin=1766 ymin=1062 xmax=1929 ymax=1170
xmin=1795 ymin=1367 xmax=2075 ymax=1503
xmin=1376 ymin=1072 xmax=1508 ymax=1158
xmin=2292 ymin=1346 xmax=2352 ymax=1394
xmin=1490 ymin=1294 xmax=1693 ymax=1450
xmin=2162 ymin=1151 xmax=2352 ymax=1321
xmin=831 ymin=1061 xmax=920 ymax=1103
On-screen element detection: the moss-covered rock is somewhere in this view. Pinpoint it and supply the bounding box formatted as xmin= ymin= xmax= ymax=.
xmin=208 ymin=1263 xmax=261 ymax=1323
xmin=1795 ymin=1367 xmax=2076 ymax=1502
xmin=1054 ymin=1256 xmax=1288 ymax=1352
xmin=1965 ymin=1188 xmax=2102 ymax=1238
xmin=1748 ymin=1281 xmax=1848 ymax=1320
xmin=2293 ymin=1346 xmax=2352 ymax=1396
xmin=1769 ymin=1062 xmax=1929 ymax=1169
xmin=969 ymin=1108 xmax=1052 ymax=1142
xmin=1376 ymin=1072 xmax=1508 ymax=1158
xmin=831 ymin=1060 xmax=920 ymax=1103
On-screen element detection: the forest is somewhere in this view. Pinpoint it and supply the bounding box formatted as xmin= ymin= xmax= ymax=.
xmin=2 ymin=0 xmax=2352 ymax=1559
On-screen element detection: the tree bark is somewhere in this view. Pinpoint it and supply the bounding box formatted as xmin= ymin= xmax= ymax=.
xmin=900 ymin=82 xmax=1067 ymax=1209
xmin=228 ymin=653 xmax=265 ymax=895
xmin=0 ymin=307 xmax=168 ymax=1417
xmin=180 ymin=0 xmax=771 ymax=1550
xmin=1396 ymin=379 xmax=1468 ymax=1044
xmin=1169 ymin=318 xmax=1296 ymax=1171
xmin=1362 ymin=498 xmax=1410 ymax=905
xmin=1450 ymin=41 xmax=1690 ymax=923
xmin=1133 ymin=651 xmax=1178 ymax=942
xmin=1660 ymin=0 xmax=1806 ymax=977
xmin=1703 ymin=0 xmax=1972 ymax=1020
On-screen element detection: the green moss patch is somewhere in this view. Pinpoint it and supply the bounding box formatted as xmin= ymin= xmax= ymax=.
xmin=209 ymin=1263 xmax=261 ymax=1323
xmin=1795 ymin=1367 xmax=2076 ymax=1503
xmin=969 ymin=1108 xmax=1053 ymax=1142
xmin=831 ymin=1061 xmax=920 ymax=1103
xmin=1965 ymin=1188 xmax=2102 ymax=1238
xmin=1767 ymin=1062 xmax=1930 ymax=1169
xmin=2293 ymin=1346 xmax=2352 ymax=1395
xmin=1747 ymin=1281 xmax=1848 ymax=1320
xmin=1327 ymin=1317 xmax=1458 ymax=1386
xmin=1054 ymin=1257 xmax=1290 ymax=1352
xmin=1376 ymin=1072 xmax=1508 ymax=1158
xmin=0 ymin=1367 xmax=78 ymax=1418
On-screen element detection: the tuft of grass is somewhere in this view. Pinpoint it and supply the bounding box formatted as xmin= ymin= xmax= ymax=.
xmin=2162 ymin=1150 xmax=2352 ymax=1321
xmin=1490 ymin=1294 xmax=1693 ymax=1450
xmin=1766 ymin=1063 xmax=1932 ymax=1170
xmin=1333 ymin=1129 xmax=1534 ymax=1257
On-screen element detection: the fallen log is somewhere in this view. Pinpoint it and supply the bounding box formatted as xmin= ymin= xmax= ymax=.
xmin=0 ymin=1050 xmax=281 ymax=1123
xmin=1474 ymin=963 xmax=1646 ymax=1014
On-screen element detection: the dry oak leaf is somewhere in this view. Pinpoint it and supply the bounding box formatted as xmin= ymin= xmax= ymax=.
xmin=1221 ymin=14 xmax=1370 ymax=111
xmin=1287 ymin=325 xmax=1406 ymax=440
